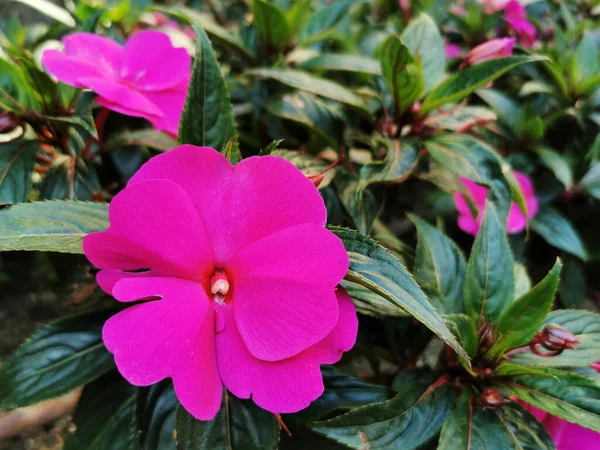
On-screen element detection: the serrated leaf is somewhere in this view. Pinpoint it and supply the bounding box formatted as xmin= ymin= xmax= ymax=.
xmin=176 ymin=391 xmax=280 ymax=450
xmin=0 ymin=200 xmax=109 ymax=253
xmin=379 ymin=35 xmax=424 ymax=114
xmin=248 ymin=68 xmax=368 ymax=113
xmin=299 ymin=53 xmax=382 ymax=75
xmin=410 ymin=215 xmax=467 ymax=314
xmin=421 ymin=56 xmax=547 ymax=114
xmin=400 ymin=13 xmax=445 ymax=92
xmin=298 ymin=0 xmax=354 ymax=46
xmin=503 ymin=368 xmax=600 ymax=433
xmin=138 ymin=381 xmax=177 ymax=450
xmin=271 ymin=149 xmax=335 ymax=188
xmin=0 ymin=308 xmax=116 ymax=409
xmin=313 ymin=369 xmax=454 ymax=450
xmin=464 ymin=202 xmax=515 ymax=324
xmin=104 ymin=129 xmax=177 ymax=152
xmin=0 ymin=139 xmax=37 ymax=203
xmin=341 ymin=280 xmax=409 ymax=317
xmin=494 ymin=363 xmax=556 ymax=379
xmin=530 ymin=207 xmax=587 ymax=260
xmin=179 ymin=24 xmax=241 ymax=164
xmin=252 ymin=0 xmax=291 ymax=51
xmin=510 ymin=310 xmax=600 ymax=367
xmin=64 ymin=371 xmax=138 ymax=450
xmin=357 ymin=138 xmax=421 ymax=198
xmin=488 ymin=259 xmax=562 ymax=358
xmin=330 ymin=226 xmax=470 ymax=363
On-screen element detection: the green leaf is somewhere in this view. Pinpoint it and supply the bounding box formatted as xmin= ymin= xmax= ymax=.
xmin=252 ymin=0 xmax=291 ymax=51
xmin=298 ymin=0 xmax=353 ymax=46
xmin=330 ymin=226 xmax=470 ymax=363
xmin=400 ymin=13 xmax=445 ymax=92
xmin=271 ymin=149 xmax=335 ymax=189
xmin=570 ymin=31 xmax=599 ymax=85
xmin=285 ymin=0 xmax=312 ymax=37
xmin=503 ymin=368 xmax=600 ymax=433
xmin=445 ymin=314 xmax=478 ymax=359
xmin=259 ymin=139 xmax=284 ymax=156
xmin=488 ymin=259 xmax=562 ymax=358
xmin=299 ymin=53 xmax=382 ymax=75
xmin=0 ymin=200 xmax=109 ymax=253
xmin=579 ymin=162 xmax=600 ymax=199
xmin=0 ymin=58 xmax=36 ymax=110
xmin=39 ymin=156 xmax=101 ymax=201
xmin=514 ymin=263 xmax=532 ymax=299
xmin=248 ymin=68 xmax=368 ymax=113
xmin=64 ymin=371 xmax=138 ymax=450
xmin=494 ymin=363 xmax=556 ymax=379
xmin=357 ymin=138 xmax=421 ymax=197
xmin=424 ymin=106 xmax=496 ymax=132
xmin=138 ymin=381 xmax=177 ymax=450
xmin=291 ymin=366 xmax=390 ymax=423
xmin=501 ymin=404 xmax=556 ymax=450
xmin=410 ymin=215 xmax=467 ymax=314
xmin=313 ymin=369 xmax=454 ymax=450
xmin=558 ymin=259 xmax=586 ymax=308
xmin=176 ymin=391 xmax=280 ymax=450
xmin=464 ymin=202 xmax=515 ymax=324
xmin=379 ymin=35 xmax=424 ymax=114
xmin=421 ymin=56 xmax=547 ymax=114
xmin=10 ymin=0 xmax=75 ymax=26
xmin=530 ymin=207 xmax=587 ymax=260
xmin=334 ymin=169 xmax=381 ymax=234
xmin=510 ymin=310 xmax=600 ymax=367
xmin=535 ymin=147 xmax=573 ymax=189
xmin=265 ymin=92 xmax=344 ymax=148
xmin=341 ymin=280 xmax=409 ymax=317
xmin=0 ymin=308 xmax=116 ymax=409
xmin=104 ymin=129 xmax=177 ymax=152
xmin=0 ymin=139 xmax=37 ymax=203
xmin=424 ymin=134 xmax=512 ymax=218
xmin=477 ymin=88 xmax=522 ymax=132
xmin=179 ymin=25 xmax=241 ymax=164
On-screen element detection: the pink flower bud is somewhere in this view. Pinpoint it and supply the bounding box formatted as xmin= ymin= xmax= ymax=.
xmin=445 ymin=43 xmax=462 ymax=59
xmin=465 ymin=38 xmax=516 ymax=66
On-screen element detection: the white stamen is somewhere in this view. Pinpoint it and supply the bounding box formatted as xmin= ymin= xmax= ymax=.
xmin=211 ymin=279 xmax=229 ymax=296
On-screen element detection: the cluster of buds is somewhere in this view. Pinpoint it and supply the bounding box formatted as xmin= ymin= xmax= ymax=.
xmin=529 ymin=324 xmax=579 ymax=356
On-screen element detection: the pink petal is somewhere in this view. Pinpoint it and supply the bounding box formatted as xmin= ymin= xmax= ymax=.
xmin=457 ymin=213 xmax=480 ymax=235
xmin=122 ymin=30 xmax=191 ymax=92
xmin=129 ymin=147 xmax=327 ymax=266
xmin=503 ymin=0 xmax=526 ymax=18
xmin=454 ymin=192 xmax=473 ymax=215
xmin=459 ymin=177 xmax=489 ymax=207
xmin=545 ymin=416 xmax=600 ymax=450
xmin=143 ymin=80 xmax=189 ymax=136
xmin=514 ymin=171 xmax=539 ymax=219
xmin=232 ymin=277 xmax=339 ymax=361
xmin=63 ymin=32 xmax=124 ymax=81
xmin=506 ymin=203 xmax=527 ymax=233
xmin=216 ymin=303 xmax=324 ymax=414
xmin=42 ymin=51 xmax=106 ymax=88
xmin=78 ymin=77 xmax=163 ymax=118
xmin=96 ymin=269 xmax=161 ymax=296
xmin=83 ymin=179 xmax=214 ymax=281
xmin=445 ymin=43 xmax=462 ymax=59
xmin=228 ymin=224 xmax=348 ymax=288
xmin=102 ymin=277 xmax=209 ymax=386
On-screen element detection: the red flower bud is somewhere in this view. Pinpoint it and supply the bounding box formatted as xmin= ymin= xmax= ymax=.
xmin=480 ymin=388 xmax=506 ymax=410
xmin=530 ymin=324 xmax=579 ymax=356
xmin=464 ymin=38 xmax=516 ymax=66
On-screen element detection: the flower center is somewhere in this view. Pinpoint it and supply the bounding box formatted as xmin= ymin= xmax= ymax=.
xmin=210 ymin=270 xmax=230 ymax=305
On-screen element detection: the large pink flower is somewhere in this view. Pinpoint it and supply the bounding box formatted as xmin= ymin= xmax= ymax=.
xmin=42 ymin=31 xmax=190 ymax=136
xmin=83 ymin=145 xmax=357 ymax=420
xmin=454 ymin=171 xmax=539 ymax=235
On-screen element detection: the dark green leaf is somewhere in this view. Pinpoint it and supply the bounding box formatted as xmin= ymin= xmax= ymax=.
xmin=558 ymin=259 xmax=586 ymax=308
xmin=252 ymin=0 xmax=291 ymax=51
xmin=501 ymin=404 xmax=556 ymax=450
xmin=0 ymin=308 xmax=116 ymax=409
xmin=424 ymin=106 xmax=496 ymax=132
xmin=248 ymin=68 xmax=368 ymax=113
xmin=535 ymin=147 xmax=573 ymax=189
xmin=334 ymin=169 xmax=381 ymax=234
xmin=579 ymin=162 xmax=600 ymax=199
xmin=0 ymin=58 xmax=36 ymax=110
xmin=400 ymin=13 xmax=445 ymax=92
xmin=259 ymin=139 xmax=284 ymax=156
xmin=341 ymin=280 xmax=409 ymax=317
xmin=510 ymin=310 xmax=600 ymax=367
xmin=313 ymin=369 xmax=454 ymax=450
xmin=357 ymin=138 xmax=421 ymax=198
xmin=46 ymin=113 xmax=98 ymax=140
xmin=445 ymin=314 xmax=478 ymax=359
xmin=271 ymin=149 xmax=335 ymax=188
xmin=503 ymin=368 xmax=600 ymax=433
xmin=0 ymin=139 xmax=37 ymax=203
xmin=379 ymin=35 xmax=424 ymax=114
xmin=298 ymin=0 xmax=353 ymax=46
xmin=421 ymin=56 xmax=547 ymax=114
xmin=488 ymin=259 xmax=562 ymax=358
xmin=285 ymin=0 xmax=312 ymax=36
xmin=410 ymin=215 xmax=467 ymax=314
xmin=464 ymin=202 xmax=515 ymax=324
xmin=299 ymin=53 xmax=382 ymax=75
xmin=330 ymin=226 xmax=470 ymax=363
xmin=0 ymin=200 xmax=108 ymax=253
xmin=477 ymin=88 xmax=522 ymax=132
xmin=176 ymin=391 xmax=280 ymax=450
xmin=64 ymin=371 xmax=138 ymax=450
xmin=104 ymin=129 xmax=177 ymax=152
xmin=530 ymin=207 xmax=587 ymax=260
xmin=138 ymin=381 xmax=177 ymax=450
xmin=179 ymin=25 xmax=241 ymax=164
xmin=39 ymin=156 xmax=101 ymax=201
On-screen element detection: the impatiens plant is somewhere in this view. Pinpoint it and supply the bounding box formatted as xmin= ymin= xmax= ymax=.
xmin=1 ymin=0 xmax=600 ymax=449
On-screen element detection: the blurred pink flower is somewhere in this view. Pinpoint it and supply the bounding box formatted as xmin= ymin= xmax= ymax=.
xmin=454 ymin=171 xmax=539 ymax=235
xmin=464 ymin=37 xmax=516 ymax=65
xmin=42 ymin=31 xmax=190 ymax=137
xmin=83 ymin=145 xmax=356 ymax=420
xmin=479 ymin=0 xmax=510 ymax=14
xmin=592 ymin=361 xmax=600 ymax=373
xmin=445 ymin=43 xmax=463 ymax=59
xmin=504 ymin=0 xmax=537 ymax=47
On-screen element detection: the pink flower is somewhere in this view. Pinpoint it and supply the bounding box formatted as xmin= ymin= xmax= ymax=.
xmin=479 ymin=0 xmax=510 ymax=14
xmin=83 ymin=145 xmax=357 ymax=420
xmin=42 ymin=31 xmax=190 ymax=137
xmin=445 ymin=43 xmax=463 ymax=59
xmin=592 ymin=361 xmax=600 ymax=373
xmin=504 ymin=0 xmax=537 ymax=47
xmin=454 ymin=171 xmax=539 ymax=235
xmin=464 ymin=38 xmax=516 ymax=65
